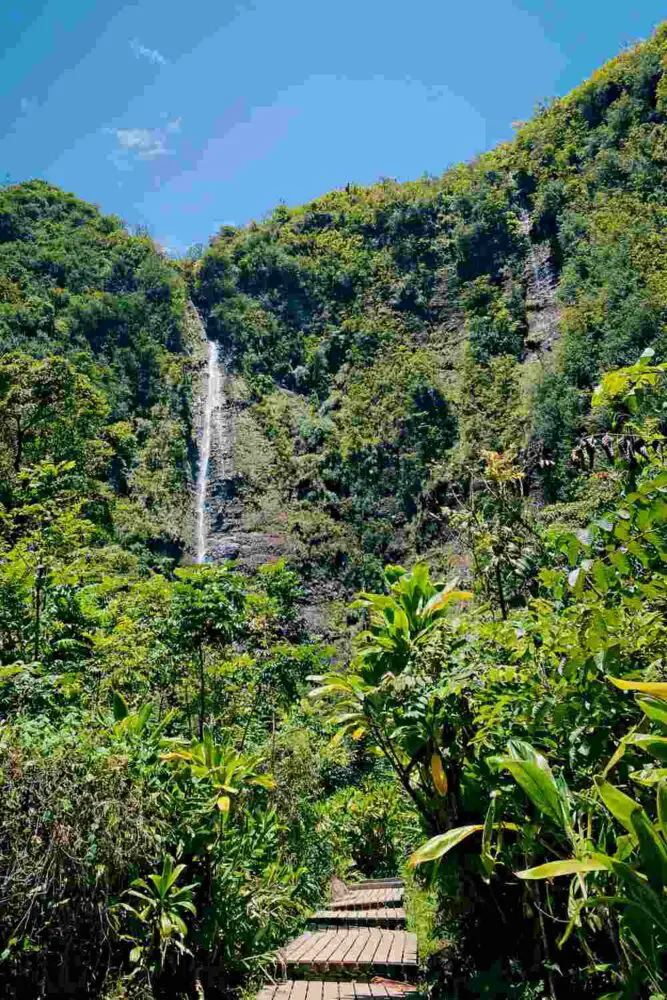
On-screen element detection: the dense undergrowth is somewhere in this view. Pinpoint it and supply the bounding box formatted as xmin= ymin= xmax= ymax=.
xmin=2 ymin=20 xmax=667 ymax=1000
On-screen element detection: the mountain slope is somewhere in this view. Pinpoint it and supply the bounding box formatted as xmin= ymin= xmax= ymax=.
xmin=0 ymin=179 xmax=196 ymax=559
xmin=194 ymin=22 xmax=667 ymax=590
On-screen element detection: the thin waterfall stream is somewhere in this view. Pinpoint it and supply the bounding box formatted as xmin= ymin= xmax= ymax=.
xmin=190 ymin=301 xmax=278 ymax=570
xmin=518 ymin=209 xmax=560 ymax=358
xmin=518 ymin=208 xmax=556 ymax=303
xmin=195 ymin=337 xmax=221 ymax=563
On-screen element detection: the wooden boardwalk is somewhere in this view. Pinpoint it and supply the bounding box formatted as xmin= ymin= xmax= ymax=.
xmin=280 ymin=928 xmax=417 ymax=979
xmin=310 ymin=908 xmax=406 ymax=928
xmin=257 ymin=878 xmax=419 ymax=1000
xmin=258 ymin=982 xmax=419 ymax=1000
xmin=329 ymin=888 xmax=403 ymax=911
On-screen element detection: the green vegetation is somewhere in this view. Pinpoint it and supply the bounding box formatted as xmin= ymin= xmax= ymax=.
xmin=195 ymin=22 xmax=667 ymax=586
xmin=0 ymin=183 xmax=358 ymax=997
xmin=317 ymin=353 xmax=667 ymax=996
xmin=4 ymin=21 xmax=667 ymax=1000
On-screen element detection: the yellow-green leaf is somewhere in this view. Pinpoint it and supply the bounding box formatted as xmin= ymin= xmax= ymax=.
xmin=515 ymin=857 xmax=609 ymax=880
xmin=431 ymin=753 xmax=448 ymax=796
xmin=409 ymin=823 xmax=518 ymax=867
xmin=409 ymin=825 xmax=484 ymax=866
xmin=608 ymin=677 xmax=667 ymax=700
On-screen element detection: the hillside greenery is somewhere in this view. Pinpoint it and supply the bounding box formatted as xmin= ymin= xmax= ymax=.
xmin=0 ymin=182 xmax=414 ymax=998
xmin=194 ymin=21 xmax=667 ymax=588
xmin=2 ymin=21 xmax=667 ymax=1000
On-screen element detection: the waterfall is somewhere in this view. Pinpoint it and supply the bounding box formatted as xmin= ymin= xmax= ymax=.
xmin=195 ymin=337 xmax=221 ymax=563
xmin=518 ymin=209 xmax=555 ymax=304
xmin=517 ymin=209 xmax=560 ymax=359
xmin=190 ymin=301 xmax=272 ymax=569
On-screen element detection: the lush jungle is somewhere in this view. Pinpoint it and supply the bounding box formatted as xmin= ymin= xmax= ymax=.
xmin=2 ymin=20 xmax=667 ymax=1000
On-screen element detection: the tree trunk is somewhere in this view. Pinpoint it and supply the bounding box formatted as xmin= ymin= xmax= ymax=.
xmin=198 ymin=644 xmax=206 ymax=739
xmin=33 ymin=563 xmax=46 ymax=660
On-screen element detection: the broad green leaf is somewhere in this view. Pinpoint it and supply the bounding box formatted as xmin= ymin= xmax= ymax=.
xmin=409 ymin=825 xmax=484 ymax=866
xmin=136 ymin=701 xmax=153 ymax=731
xmin=626 ymin=733 xmax=667 ymax=763
xmin=423 ymin=588 xmax=472 ymax=615
xmin=630 ymin=808 xmax=667 ymax=891
xmin=165 ymin=862 xmax=187 ymax=890
xmin=613 ymin=520 xmax=630 ymax=542
xmin=409 ymin=823 xmax=518 ymax=867
xmin=499 ymin=740 xmax=570 ymax=829
xmin=601 ymin=738 xmax=627 ymax=779
xmin=657 ymin=780 xmax=667 ymax=841
xmin=430 ymin=753 xmax=448 ymax=796
xmin=609 ymin=550 xmax=631 ymax=574
xmin=636 ymin=696 xmax=667 ymax=730
xmin=608 ymin=677 xmax=667 ymax=700
xmin=595 ymin=778 xmax=643 ymax=838
xmin=249 ymin=774 xmax=276 ymax=789
xmin=592 ymin=560 xmax=609 ymax=594
xmin=515 ymin=857 xmax=609 ymax=880
xmin=629 ymin=766 xmax=667 ymax=786
xmin=481 ymin=796 xmax=497 ymax=877
xmin=112 ymin=690 xmax=129 ymax=721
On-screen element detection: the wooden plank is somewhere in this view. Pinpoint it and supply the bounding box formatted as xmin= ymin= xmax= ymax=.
xmin=303 ymin=932 xmax=340 ymax=965
xmin=272 ymin=983 xmax=294 ymax=1000
xmin=372 ymin=931 xmax=394 ymax=966
xmin=341 ymin=929 xmax=371 ymax=967
xmin=349 ymin=879 xmax=403 ymax=890
xmin=330 ymin=889 xmax=403 ymax=911
xmin=369 ymin=987 xmax=389 ymax=998
xmin=388 ymin=932 xmax=404 ymax=967
xmin=357 ymin=928 xmax=383 ymax=966
xmin=324 ymin=929 xmax=357 ymax=967
xmin=306 ymin=982 xmax=323 ymax=1000
xmin=303 ymin=930 xmax=346 ymax=968
xmin=322 ymin=982 xmax=339 ymax=1000
xmin=353 ymin=982 xmax=374 ymax=998
xmin=403 ymin=933 xmax=418 ymax=964
xmin=282 ymin=933 xmax=313 ymax=963
xmin=299 ymin=929 xmax=348 ymax=971
xmin=370 ymin=985 xmax=420 ymax=998
xmin=290 ymin=982 xmax=309 ymax=1000
xmin=284 ymin=931 xmax=323 ymax=963
xmin=311 ymin=908 xmax=406 ymax=926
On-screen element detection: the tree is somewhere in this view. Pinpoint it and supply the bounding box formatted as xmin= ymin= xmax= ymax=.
xmin=166 ymin=567 xmax=246 ymax=738
xmin=0 ymin=353 xmax=107 ymax=485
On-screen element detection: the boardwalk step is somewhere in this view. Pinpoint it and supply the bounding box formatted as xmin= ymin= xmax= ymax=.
xmin=257 ymin=982 xmax=421 ymax=1000
xmin=311 ymin=908 xmax=406 ymax=928
xmin=329 ymin=888 xmax=403 ymax=912
xmin=347 ymin=879 xmax=403 ymax=890
xmin=280 ymin=929 xmax=418 ymax=982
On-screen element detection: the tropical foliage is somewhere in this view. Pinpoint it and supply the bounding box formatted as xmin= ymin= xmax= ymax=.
xmin=5 ymin=21 xmax=667 ymax=1000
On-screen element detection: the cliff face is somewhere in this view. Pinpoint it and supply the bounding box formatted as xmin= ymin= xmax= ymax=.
xmin=193 ymin=23 xmax=667 ymax=591
xmin=191 ymin=303 xmax=289 ymax=570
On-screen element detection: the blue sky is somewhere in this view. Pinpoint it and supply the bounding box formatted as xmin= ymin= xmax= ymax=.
xmin=1 ymin=1 xmax=665 ymax=254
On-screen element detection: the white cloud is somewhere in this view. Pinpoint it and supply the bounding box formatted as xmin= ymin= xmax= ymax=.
xmin=107 ymin=125 xmax=177 ymax=168
xmin=115 ymin=127 xmax=168 ymax=158
xmin=130 ymin=38 xmax=166 ymax=66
